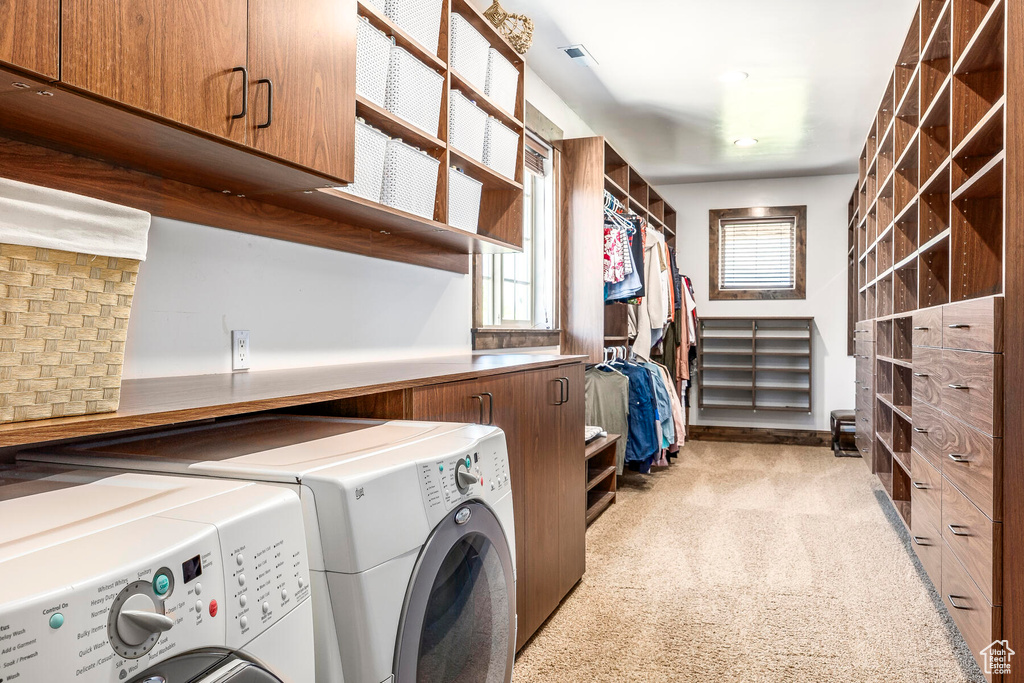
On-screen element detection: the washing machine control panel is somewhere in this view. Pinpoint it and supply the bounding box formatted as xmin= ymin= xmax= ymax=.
xmin=0 ymin=484 xmax=311 ymax=683
xmin=417 ymin=431 xmax=510 ymax=521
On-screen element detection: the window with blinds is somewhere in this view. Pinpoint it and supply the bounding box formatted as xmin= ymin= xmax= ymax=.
xmin=718 ymin=218 xmax=797 ymax=290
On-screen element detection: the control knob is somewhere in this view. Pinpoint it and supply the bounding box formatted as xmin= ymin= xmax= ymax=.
xmin=107 ymin=578 xmax=175 ymax=659
xmin=455 ymin=458 xmax=477 ymax=492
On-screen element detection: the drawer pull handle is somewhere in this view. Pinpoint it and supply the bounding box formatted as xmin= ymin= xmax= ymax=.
xmin=948 ymin=324 xmax=971 ymax=329
xmin=948 ymin=454 xmax=970 ymax=463
xmin=948 ymin=384 xmax=969 ymax=390
xmin=913 ymin=536 xmax=931 ymax=546
xmin=947 ymin=524 xmax=970 ymax=537
xmin=912 ymin=482 xmax=928 ymax=490
xmin=861 ymin=418 xmax=869 ymax=423
xmin=913 ymin=326 xmax=929 ymax=331
xmin=913 ymin=373 xmax=929 ymax=378
xmin=947 ymin=595 xmax=971 ymax=611
xmin=913 ymin=427 xmax=928 ymax=434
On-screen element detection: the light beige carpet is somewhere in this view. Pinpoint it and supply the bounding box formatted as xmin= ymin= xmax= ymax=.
xmin=513 ymin=441 xmax=985 ymax=682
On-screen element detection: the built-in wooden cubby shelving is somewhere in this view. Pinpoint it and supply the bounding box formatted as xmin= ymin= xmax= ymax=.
xmin=848 ymin=1 xmax=1016 ymax=672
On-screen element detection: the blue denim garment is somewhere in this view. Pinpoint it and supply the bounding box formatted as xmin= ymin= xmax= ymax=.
xmin=643 ymin=361 xmax=675 ymax=447
xmin=612 ymin=360 xmax=659 ymax=473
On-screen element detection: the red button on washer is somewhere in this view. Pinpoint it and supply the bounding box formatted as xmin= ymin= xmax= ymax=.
xmin=209 ymin=599 xmax=218 ymax=617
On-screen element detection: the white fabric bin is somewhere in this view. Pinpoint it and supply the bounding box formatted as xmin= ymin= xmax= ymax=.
xmin=450 ymin=14 xmax=490 ymax=92
xmin=448 ymin=167 xmax=483 ymax=233
xmin=385 ymin=46 xmax=444 ymax=136
xmin=483 ymin=117 xmax=520 ymax=180
xmin=356 ymin=17 xmax=393 ymax=106
xmin=338 ymin=119 xmax=390 ymax=202
xmin=448 ymin=90 xmax=487 ymax=162
xmin=384 ymin=0 xmax=443 ymax=53
xmin=381 ymin=139 xmax=440 ymax=219
xmin=485 ymin=48 xmax=519 ymax=114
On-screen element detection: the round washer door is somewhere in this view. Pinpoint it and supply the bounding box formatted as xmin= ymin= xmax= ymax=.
xmin=129 ymin=651 xmax=285 ymax=683
xmin=394 ymin=501 xmax=516 ymax=683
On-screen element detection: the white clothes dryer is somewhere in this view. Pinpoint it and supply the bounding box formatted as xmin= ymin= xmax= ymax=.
xmin=0 ymin=463 xmax=316 ymax=683
xmin=22 ymin=415 xmax=518 ymax=683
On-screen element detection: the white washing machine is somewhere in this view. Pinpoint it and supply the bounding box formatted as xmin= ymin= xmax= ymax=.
xmin=0 ymin=462 xmax=315 ymax=683
xmin=22 ymin=415 xmax=518 ymax=683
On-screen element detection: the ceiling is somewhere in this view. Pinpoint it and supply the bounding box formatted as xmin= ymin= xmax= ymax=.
xmin=490 ymin=0 xmax=920 ymax=184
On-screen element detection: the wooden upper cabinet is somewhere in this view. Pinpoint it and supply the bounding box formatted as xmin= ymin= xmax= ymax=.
xmin=0 ymin=0 xmax=59 ymax=79
xmin=60 ymin=0 xmax=248 ymax=143
xmin=247 ymin=0 xmax=355 ymax=182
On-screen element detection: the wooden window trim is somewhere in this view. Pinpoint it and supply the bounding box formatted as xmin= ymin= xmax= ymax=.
xmin=709 ymin=205 xmax=807 ymax=301
xmin=472 ymin=328 xmax=562 ymax=351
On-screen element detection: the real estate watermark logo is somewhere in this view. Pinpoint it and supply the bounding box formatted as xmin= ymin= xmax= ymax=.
xmin=981 ymin=640 xmax=1014 ymax=676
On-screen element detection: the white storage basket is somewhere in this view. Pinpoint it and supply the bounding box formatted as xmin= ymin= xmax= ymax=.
xmin=485 ymin=48 xmax=519 ymax=114
xmin=338 ymin=119 xmax=390 ymax=202
xmin=483 ymin=117 xmax=520 ymax=180
xmin=448 ymin=167 xmax=483 ymax=233
xmin=448 ymin=90 xmax=487 ymax=162
xmin=356 ymin=17 xmax=393 ymax=107
xmin=385 ymin=46 xmax=444 ymax=136
xmin=384 ymin=0 xmax=443 ymax=53
xmin=381 ymin=139 xmax=440 ymax=219
xmin=450 ymin=14 xmax=490 ymax=92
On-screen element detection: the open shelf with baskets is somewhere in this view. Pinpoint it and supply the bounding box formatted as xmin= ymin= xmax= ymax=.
xmin=346 ymin=0 xmax=528 ymax=256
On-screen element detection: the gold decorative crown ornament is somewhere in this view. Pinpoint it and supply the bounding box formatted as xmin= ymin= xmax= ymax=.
xmin=484 ymin=1 xmax=534 ymax=55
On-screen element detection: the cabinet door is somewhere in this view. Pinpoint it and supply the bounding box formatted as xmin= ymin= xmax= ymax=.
xmin=0 ymin=0 xmax=58 ymax=79
xmin=61 ymin=0 xmax=247 ymax=143
xmin=247 ymin=0 xmax=355 ymax=182
xmin=555 ymin=364 xmax=586 ymax=597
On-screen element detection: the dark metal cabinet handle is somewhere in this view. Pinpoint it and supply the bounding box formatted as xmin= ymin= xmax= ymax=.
xmin=948 ymin=453 xmax=970 ymax=463
xmin=912 ymin=482 xmax=928 ymax=490
xmin=232 ymin=66 xmax=248 ymax=119
xmin=948 ymin=323 xmax=970 ymax=329
xmin=481 ymin=392 xmax=494 ymax=425
xmin=552 ymin=379 xmax=564 ymax=406
xmin=257 ymin=78 xmax=274 ymax=129
xmin=947 ymin=595 xmax=970 ymax=610
xmin=558 ymin=377 xmax=569 ymax=405
xmin=471 ymin=395 xmax=485 ymax=424
xmin=948 ymin=384 xmax=969 ymax=390
xmin=913 ymin=427 xmax=928 ymax=434
xmin=913 ymin=373 xmax=929 ymax=378
xmin=913 ymin=536 xmax=931 ymax=546
xmin=947 ymin=524 xmax=970 ymax=537
xmin=913 ymin=326 xmax=929 ymax=331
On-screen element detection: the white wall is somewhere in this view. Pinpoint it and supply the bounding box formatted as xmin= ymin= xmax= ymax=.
xmin=659 ymin=173 xmax=857 ymax=431
xmin=121 ymin=74 xmax=593 ymax=380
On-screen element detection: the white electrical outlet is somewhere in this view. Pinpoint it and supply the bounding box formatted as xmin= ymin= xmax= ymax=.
xmin=232 ymin=330 xmax=250 ymax=371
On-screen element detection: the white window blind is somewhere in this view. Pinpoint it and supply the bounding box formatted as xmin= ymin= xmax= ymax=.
xmin=719 ymin=217 xmax=797 ymax=290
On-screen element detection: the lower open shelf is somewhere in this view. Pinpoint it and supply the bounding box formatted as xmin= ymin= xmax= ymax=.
xmin=586 ymin=490 xmax=616 ymax=526
xmin=584 ymin=433 xmax=619 ymax=527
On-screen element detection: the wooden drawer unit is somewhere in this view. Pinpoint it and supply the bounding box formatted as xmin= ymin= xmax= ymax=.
xmin=912 ymin=347 xmax=946 ymax=408
xmin=941 ymin=414 xmax=1002 ymax=521
xmin=942 ymin=296 xmax=1003 ymax=353
xmin=942 ymin=541 xmax=1001 ymax=679
xmin=911 ymin=400 xmax=947 ymax=471
xmin=912 ymin=307 xmax=943 ymax=347
xmin=855 ymin=340 xmax=874 ymax=360
xmin=911 ymin=521 xmax=943 ymax=590
xmin=854 ymin=322 xmax=874 ymax=343
xmin=941 ymin=350 xmax=1002 ymax=437
xmin=942 ymin=477 xmax=1001 ymax=605
xmin=911 ymin=451 xmax=942 ymax=534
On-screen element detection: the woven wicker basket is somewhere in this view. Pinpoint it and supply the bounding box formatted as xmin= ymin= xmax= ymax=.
xmin=0 ymin=243 xmax=139 ymax=424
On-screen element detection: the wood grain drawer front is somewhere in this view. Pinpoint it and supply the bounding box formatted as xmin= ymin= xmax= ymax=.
xmin=854 ymin=322 xmax=874 ymax=342
xmin=855 ymin=341 xmax=874 ymax=360
xmin=911 ymin=400 xmax=948 ymax=472
xmin=913 ymin=308 xmax=943 ymax=347
xmin=910 ymin=507 xmax=942 ymax=590
xmin=941 ymin=350 xmax=1002 ymax=437
xmin=942 ymin=297 xmax=1003 ymax=353
xmin=911 ymin=451 xmax=942 ymax=532
xmin=941 ymin=416 xmax=1002 ymax=521
xmin=942 ymin=477 xmax=1001 ymax=605
xmin=942 ymin=541 xmax=1001 ymax=678
xmin=912 ymin=347 xmax=946 ymax=408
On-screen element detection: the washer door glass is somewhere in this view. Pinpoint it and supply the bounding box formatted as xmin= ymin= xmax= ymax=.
xmin=129 ymin=651 xmax=285 ymax=683
xmin=395 ymin=502 xmax=515 ymax=683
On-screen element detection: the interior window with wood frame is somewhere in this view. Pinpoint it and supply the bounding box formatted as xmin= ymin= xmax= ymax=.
xmin=709 ymin=206 xmax=807 ymax=300
xmin=472 ymin=132 xmax=560 ymax=350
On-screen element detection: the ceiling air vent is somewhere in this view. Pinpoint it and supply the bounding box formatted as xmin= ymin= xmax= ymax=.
xmin=559 ymin=44 xmax=598 ymax=67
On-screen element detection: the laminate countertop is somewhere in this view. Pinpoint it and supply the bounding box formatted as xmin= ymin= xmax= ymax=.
xmin=0 ymin=354 xmax=586 ymax=449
